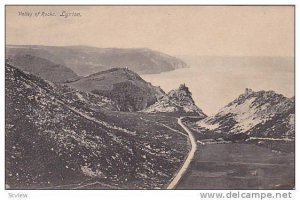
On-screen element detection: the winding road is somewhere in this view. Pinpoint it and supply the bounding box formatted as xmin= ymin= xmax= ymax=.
xmin=167 ymin=117 xmax=197 ymax=189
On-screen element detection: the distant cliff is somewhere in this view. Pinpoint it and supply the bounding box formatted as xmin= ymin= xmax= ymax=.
xmin=6 ymin=45 xmax=187 ymax=76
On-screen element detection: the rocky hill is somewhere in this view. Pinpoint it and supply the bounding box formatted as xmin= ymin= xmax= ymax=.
xmin=5 ymin=63 xmax=189 ymax=189
xmin=197 ymin=88 xmax=294 ymax=139
xmin=67 ymin=68 xmax=165 ymax=112
xmin=6 ymin=45 xmax=187 ymax=76
xmin=6 ymin=54 xmax=79 ymax=83
xmin=143 ymin=84 xmax=206 ymax=117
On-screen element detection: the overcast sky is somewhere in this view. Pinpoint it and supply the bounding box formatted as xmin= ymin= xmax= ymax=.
xmin=6 ymin=6 xmax=294 ymax=57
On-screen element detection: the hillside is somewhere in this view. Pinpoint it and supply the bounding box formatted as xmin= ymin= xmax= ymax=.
xmin=5 ymin=63 xmax=189 ymax=189
xmin=143 ymin=84 xmax=207 ymax=118
xmin=191 ymin=88 xmax=294 ymax=152
xmin=6 ymin=45 xmax=187 ymax=76
xmin=197 ymin=88 xmax=294 ymax=137
xmin=67 ymin=68 xmax=165 ymax=111
xmin=6 ymin=54 xmax=79 ymax=83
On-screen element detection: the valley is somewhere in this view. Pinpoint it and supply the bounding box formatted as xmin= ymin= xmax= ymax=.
xmin=5 ymin=47 xmax=295 ymax=190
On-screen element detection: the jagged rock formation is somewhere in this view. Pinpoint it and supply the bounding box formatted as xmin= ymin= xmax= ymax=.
xmin=6 ymin=45 xmax=187 ymax=76
xmin=5 ymin=63 xmax=188 ymax=189
xmin=143 ymin=84 xmax=206 ymax=117
xmin=6 ymin=54 xmax=79 ymax=83
xmin=197 ymin=88 xmax=295 ymax=139
xmin=67 ymin=68 xmax=165 ymax=112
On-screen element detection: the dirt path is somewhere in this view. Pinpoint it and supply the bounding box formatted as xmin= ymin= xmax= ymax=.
xmin=167 ymin=117 xmax=197 ymax=189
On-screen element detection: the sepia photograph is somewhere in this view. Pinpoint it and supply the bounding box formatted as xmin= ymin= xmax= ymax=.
xmin=5 ymin=5 xmax=295 ymax=191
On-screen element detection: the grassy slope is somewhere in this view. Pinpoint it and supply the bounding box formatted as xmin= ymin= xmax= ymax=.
xmin=5 ymin=64 xmax=188 ymax=189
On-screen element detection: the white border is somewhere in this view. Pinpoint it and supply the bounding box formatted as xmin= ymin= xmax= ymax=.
xmin=0 ymin=1 xmax=298 ymax=200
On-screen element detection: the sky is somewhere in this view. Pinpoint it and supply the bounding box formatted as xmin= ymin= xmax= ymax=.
xmin=6 ymin=6 xmax=294 ymax=57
